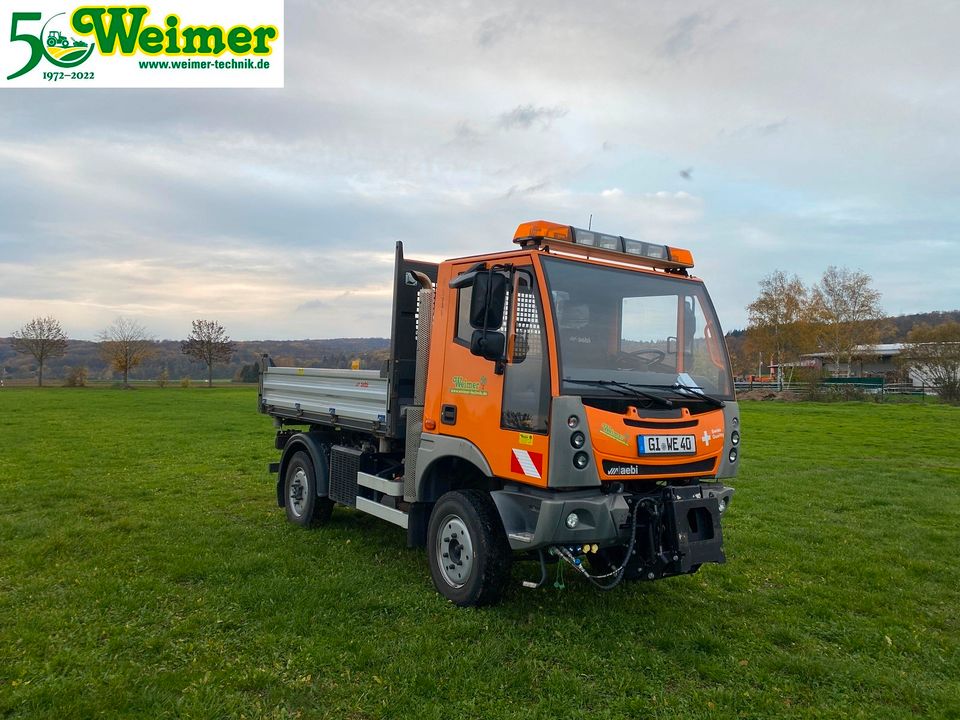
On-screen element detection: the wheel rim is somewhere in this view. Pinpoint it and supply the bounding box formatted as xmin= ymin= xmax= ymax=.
xmin=289 ymin=468 xmax=307 ymax=517
xmin=436 ymin=514 xmax=475 ymax=589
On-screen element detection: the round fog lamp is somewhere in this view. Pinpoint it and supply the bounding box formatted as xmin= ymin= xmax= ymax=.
xmin=567 ymin=415 xmax=580 ymax=429
xmin=728 ymin=448 xmax=738 ymax=463
xmin=565 ymin=512 xmax=579 ymax=529
xmin=731 ymin=430 xmax=740 ymax=446
xmin=573 ymin=452 xmax=590 ymax=469
xmin=570 ymin=431 xmax=585 ymax=449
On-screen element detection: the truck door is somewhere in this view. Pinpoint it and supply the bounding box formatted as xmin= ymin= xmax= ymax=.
xmin=437 ymin=263 xmax=551 ymax=487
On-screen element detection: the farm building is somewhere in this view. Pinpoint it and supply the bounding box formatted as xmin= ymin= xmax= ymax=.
xmin=801 ymin=343 xmax=907 ymax=378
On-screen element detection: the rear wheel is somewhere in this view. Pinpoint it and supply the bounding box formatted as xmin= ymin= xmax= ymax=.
xmin=283 ymin=451 xmax=334 ymax=527
xmin=427 ymin=490 xmax=512 ymax=606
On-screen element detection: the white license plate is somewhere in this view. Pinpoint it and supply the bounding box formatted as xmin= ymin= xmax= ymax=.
xmin=638 ymin=434 xmax=696 ymax=455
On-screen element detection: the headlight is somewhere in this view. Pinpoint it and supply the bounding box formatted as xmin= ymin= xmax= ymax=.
xmin=731 ymin=430 xmax=740 ymax=446
xmin=567 ymin=415 xmax=580 ymax=429
xmin=565 ymin=512 xmax=579 ymax=529
xmin=570 ymin=431 xmax=585 ymax=449
xmin=728 ymin=448 xmax=738 ymax=463
xmin=573 ymin=452 xmax=589 ymax=469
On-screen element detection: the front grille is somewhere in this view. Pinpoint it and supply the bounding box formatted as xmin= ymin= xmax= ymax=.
xmin=602 ymin=458 xmax=717 ymax=477
xmin=624 ymin=418 xmax=698 ymax=429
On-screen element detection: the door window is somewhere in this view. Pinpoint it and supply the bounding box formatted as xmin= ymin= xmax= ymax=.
xmin=502 ymin=270 xmax=549 ymax=432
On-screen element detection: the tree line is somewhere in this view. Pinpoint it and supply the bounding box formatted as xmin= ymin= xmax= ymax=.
xmin=8 ymin=317 xmax=235 ymax=388
xmin=741 ymin=266 xmax=959 ymax=401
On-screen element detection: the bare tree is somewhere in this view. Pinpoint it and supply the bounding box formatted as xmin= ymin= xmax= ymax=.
xmin=904 ymin=322 xmax=960 ymax=402
xmin=10 ymin=316 xmax=68 ymax=386
xmin=181 ymin=319 xmax=236 ymax=387
xmin=810 ymin=266 xmax=885 ymax=376
xmin=98 ymin=317 xmax=154 ymax=388
xmin=746 ymin=271 xmax=813 ymax=387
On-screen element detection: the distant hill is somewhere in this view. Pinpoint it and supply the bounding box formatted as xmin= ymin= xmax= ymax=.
xmin=5 ymin=309 xmax=958 ymax=384
xmin=0 ymin=337 xmax=390 ymax=383
xmin=879 ymin=310 xmax=960 ymax=342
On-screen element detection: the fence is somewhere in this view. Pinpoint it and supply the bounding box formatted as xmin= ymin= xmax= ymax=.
xmin=734 ymin=379 xmax=938 ymax=397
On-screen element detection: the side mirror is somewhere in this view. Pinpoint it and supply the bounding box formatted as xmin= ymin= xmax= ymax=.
xmin=470 ymin=272 xmax=508 ymax=330
xmin=470 ymin=329 xmax=506 ymax=361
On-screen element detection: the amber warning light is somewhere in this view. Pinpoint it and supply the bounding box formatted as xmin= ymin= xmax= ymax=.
xmin=513 ymin=220 xmax=694 ymax=271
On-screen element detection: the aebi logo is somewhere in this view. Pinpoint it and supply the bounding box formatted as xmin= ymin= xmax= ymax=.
xmin=2 ymin=1 xmax=284 ymax=88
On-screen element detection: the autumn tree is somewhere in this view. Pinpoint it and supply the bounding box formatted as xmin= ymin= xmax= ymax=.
xmin=810 ymin=266 xmax=885 ymax=376
xmin=903 ymin=322 xmax=960 ymax=402
xmin=746 ymin=271 xmax=813 ymax=387
xmin=181 ymin=319 xmax=236 ymax=387
xmin=10 ymin=316 xmax=68 ymax=386
xmin=98 ymin=317 xmax=154 ymax=388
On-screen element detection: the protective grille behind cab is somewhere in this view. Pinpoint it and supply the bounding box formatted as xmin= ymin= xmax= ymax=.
xmin=414 ymin=288 xmax=433 ymax=404
xmin=404 ymin=288 xmax=433 ymax=501
xmin=329 ymin=445 xmax=361 ymax=507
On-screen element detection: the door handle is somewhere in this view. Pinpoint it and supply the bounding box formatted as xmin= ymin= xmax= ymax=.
xmin=441 ymin=404 xmax=457 ymax=425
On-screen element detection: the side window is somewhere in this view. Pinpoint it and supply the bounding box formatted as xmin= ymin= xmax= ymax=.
xmin=502 ymin=271 xmax=549 ymax=433
xmin=685 ymin=295 xmax=732 ymax=395
xmin=455 ymin=288 xmax=473 ymax=344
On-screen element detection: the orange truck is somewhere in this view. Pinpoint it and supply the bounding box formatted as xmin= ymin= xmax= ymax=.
xmin=258 ymin=220 xmax=739 ymax=605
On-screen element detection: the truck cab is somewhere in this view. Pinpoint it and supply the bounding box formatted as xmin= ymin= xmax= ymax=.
xmin=260 ymin=220 xmax=738 ymax=605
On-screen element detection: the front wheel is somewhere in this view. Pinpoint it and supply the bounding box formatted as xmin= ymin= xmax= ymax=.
xmin=427 ymin=490 xmax=512 ymax=606
xmin=283 ymin=450 xmax=334 ymax=527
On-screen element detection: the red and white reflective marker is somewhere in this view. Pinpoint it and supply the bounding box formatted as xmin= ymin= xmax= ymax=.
xmin=511 ymin=449 xmax=543 ymax=479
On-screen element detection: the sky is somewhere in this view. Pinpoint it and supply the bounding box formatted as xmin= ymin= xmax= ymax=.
xmin=1 ymin=0 xmax=958 ymax=341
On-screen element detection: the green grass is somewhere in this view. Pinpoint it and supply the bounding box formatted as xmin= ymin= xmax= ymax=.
xmin=1 ymin=388 xmax=958 ymax=719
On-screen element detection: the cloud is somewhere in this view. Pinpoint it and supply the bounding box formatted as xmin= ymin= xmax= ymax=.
xmin=660 ymin=13 xmax=706 ymax=58
xmin=1 ymin=0 xmax=959 ymax=340
xmin=450 ymin=121 xmax=483 ymax=147
xmin=498 ymin=104 xmax=569 ymax=131
xmin=476 ymin=14 xmax=513 ymax=48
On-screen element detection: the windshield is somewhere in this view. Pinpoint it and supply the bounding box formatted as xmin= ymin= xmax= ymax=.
xmin=541 ymin=256 xmax=734 ymax=401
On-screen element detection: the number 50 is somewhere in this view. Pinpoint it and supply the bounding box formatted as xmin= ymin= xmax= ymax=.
xmin=7 ymin=12 xmax=43 ymax=81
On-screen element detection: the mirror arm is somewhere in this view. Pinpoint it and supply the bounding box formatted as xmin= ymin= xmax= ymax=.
xmin=449 ymin=262 xmax=487 ymax=289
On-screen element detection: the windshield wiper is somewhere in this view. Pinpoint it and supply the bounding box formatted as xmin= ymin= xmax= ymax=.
xmin=629 ymin=382 xmax=725 ymax=408
xmin=563 ymin=379 xmax=674 ymax=408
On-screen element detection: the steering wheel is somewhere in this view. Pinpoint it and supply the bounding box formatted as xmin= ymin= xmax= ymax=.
xmin=623 ymin=349 xmax=666 ymax=365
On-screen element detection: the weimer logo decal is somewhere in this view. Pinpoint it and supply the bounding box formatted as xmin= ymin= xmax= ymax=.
xmin=70 ymin=7 xmax=277 ymax=57
xmin=2 ymin=1 xmax=284 ymax=88
xmin=449 ymin=375 xmax=488 ymax=396
xmin=599 ymin=422 xmax=629 ymax=446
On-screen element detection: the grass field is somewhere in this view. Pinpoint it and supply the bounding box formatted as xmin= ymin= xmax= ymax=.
xmin=1 ymin=388 xmax=958 ymax=719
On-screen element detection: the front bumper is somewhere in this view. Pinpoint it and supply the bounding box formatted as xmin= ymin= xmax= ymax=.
xmin=491 ymin=483 xmax=733 ymax=572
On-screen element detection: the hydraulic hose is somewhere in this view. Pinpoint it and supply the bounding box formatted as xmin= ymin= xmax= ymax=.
xmin=554 ymin=496 xmax=657 ymax=591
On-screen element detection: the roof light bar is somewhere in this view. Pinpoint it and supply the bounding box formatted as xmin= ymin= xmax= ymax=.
xmin=512 ymin=220 xmax=694 ymax=270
